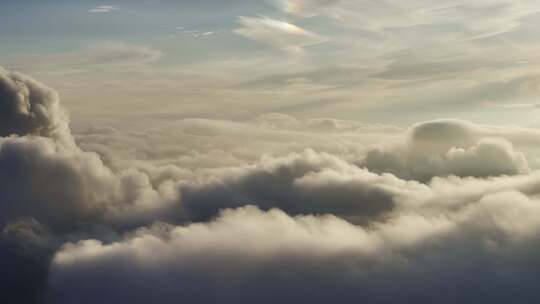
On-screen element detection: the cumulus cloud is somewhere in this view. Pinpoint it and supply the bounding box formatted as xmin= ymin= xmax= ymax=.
xmin=0 ymin=217 xmax=58 ymax=303
xmin=0 ymin=68 xmax=187 ymax=236
xmin=49 ymin=194 xmax=540 ymax=303
xmin=178 ymin=150 xmax=417 ymax=223
xmin=361 ymin=119 xmax=533 ymax=181
xmin=4 ymin=68 xmax=540 ymax=303
xmin=0 ymin=67 xmax=184 ymax=302
xmin=0 ymin=68 xmax=71 ymax=143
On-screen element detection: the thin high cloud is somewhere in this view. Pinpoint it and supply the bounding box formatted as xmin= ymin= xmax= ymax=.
xmin=276 ymin=0 xmax=342 ymax=17
xmin=5 ymin=42 xmax=162 ymax=72
xmin=5 ymin=1 xmax=540 ymax=124
xmin=234 ymin=16 xmax=327 ymax=53
xmin=90 ymin=5 xmax=118 ymax=13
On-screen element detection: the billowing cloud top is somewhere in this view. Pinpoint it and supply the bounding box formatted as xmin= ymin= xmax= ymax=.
xmin=2 ymin=68 xmax=540 ymax=303
xmin=0 ymin=68 xmax=71 ymax=143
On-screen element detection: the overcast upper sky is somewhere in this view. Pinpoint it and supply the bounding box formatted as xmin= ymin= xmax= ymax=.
xmin=3 ymin=0 xmax=540 ymax=126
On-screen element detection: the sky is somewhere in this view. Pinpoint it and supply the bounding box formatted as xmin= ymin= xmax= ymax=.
xmin=3 ymin=0 xmax=540 ymax=126
xmin=4 ymin=1 xmax=540 ymax=303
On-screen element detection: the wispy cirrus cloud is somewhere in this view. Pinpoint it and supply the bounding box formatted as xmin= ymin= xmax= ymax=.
xmin=5 ymin=41 xmax=162 ymax=72
xmin=276 ymin=0 xmax=342 ymax=17
xmin=90 ymin=5 xmax=118 ymax=13
xmin=175 ymin=27 xmax=222 ymax=38
xmin=234 ymin=16 xmax=327 ymax=53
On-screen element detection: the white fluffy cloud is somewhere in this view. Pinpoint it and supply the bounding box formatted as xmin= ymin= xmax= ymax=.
xmin=361 ymin=119 xmax=534 ymax=181
xmin=3 ymin=68 xmax=540 ymax=303
xmin=49 ymin=192 xmax=540 ymax=303
xmin=0 ymin=67 xmax=183 ymax=233
xmin=0 ymin=67 xmax=71 ymax=143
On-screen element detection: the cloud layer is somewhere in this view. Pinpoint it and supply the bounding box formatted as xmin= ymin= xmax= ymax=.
xmin=49 ymin=196 xmax=540 ymax=304
xmin=2 ymin=68 xmax=540 ymax=303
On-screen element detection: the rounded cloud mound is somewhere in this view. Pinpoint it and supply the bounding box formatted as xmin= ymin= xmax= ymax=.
xmin=409 ymin=119 xmax=479 ymax=154
xmin=361 ymin=119 xmax=531 ymax=182
xmin=0 ymin=67 xmax=71 ymax=143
